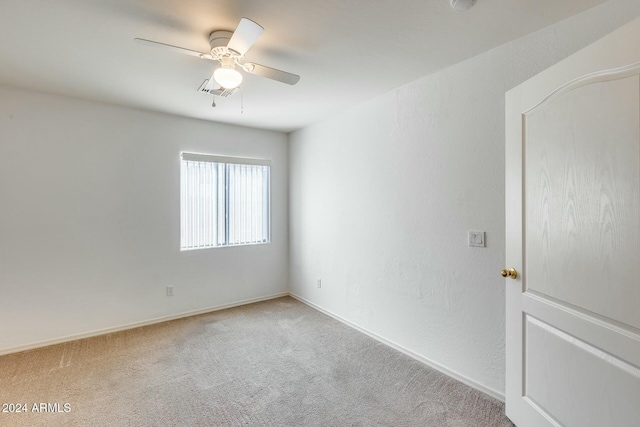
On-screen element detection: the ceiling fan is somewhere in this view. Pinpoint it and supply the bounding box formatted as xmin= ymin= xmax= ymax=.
xmin=135 ymin=17 xmax=300 ymax=95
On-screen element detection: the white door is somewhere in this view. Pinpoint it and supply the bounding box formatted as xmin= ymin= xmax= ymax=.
xmin=505 ymin=17 xmax=640 ymax=427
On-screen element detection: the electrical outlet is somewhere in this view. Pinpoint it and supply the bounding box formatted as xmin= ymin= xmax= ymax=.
xmin=316 ymin=279 xmax=322 ymax=289
xmin=166 ymin=285 xmax=174 ymax=297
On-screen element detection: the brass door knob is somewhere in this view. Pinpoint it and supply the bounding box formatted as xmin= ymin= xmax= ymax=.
xmin=501 ymin=268 xmax=518 ymax=279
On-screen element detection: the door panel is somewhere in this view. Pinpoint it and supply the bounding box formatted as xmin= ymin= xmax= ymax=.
xmin=525 ymin=315 xmax=640 ymax=427
xmin=525 ymin=75 xmax=640 ymax=329
xmin=522 ymin=293 xmax=640 ymax=370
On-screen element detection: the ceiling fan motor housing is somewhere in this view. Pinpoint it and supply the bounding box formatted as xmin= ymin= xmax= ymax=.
xmin=209 ymin=30 xmax=238 ymax=59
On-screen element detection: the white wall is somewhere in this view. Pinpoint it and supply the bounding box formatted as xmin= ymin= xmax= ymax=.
xmin=0 ymin=86 xmax=288 ymax=353
xmin=289 ymin=0 xmax=640 ymax=399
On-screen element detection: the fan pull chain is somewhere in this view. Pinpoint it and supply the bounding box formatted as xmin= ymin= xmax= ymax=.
xmin=240 ymin=86 xmax=244 ymax=114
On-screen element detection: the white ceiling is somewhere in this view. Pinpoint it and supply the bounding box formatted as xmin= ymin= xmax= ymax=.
xmin=0 ymin=0 xmax=606 ymax=132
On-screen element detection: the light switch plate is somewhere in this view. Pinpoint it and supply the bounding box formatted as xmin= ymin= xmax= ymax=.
xmin=468 ymin=231 xmax=485 ymax=247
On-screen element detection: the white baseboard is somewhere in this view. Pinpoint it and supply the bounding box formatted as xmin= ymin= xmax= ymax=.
xmin=0 ymin=292 xmax=289 ymax=357
xmin=289 ymin=292 xmax=505 ymax=403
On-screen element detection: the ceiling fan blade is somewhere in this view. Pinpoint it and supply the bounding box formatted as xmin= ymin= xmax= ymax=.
xmin=226 ymin=18 xmax=264 ymax=56
xmin=134 ymin=38 xmax=213 ymax=60
xmin=244 ymin=63 xmax=300 ymax=85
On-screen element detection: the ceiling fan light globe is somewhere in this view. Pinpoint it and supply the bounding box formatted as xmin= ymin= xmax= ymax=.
xmin=213 ymin=67 xmax=243 ymax=89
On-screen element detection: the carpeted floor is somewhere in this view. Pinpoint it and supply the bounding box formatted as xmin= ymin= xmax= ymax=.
xmin=0 ymin=297 xmax=514 ymax=426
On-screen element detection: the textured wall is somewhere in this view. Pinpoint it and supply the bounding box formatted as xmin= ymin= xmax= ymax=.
xmin=288 ymin=0 xmax=640 ymax=398
xmin=0 ymin=87 xmax=288 ymax=353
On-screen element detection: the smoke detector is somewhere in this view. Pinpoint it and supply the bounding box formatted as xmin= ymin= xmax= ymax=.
xmin=450 ymin=0 xmax=477 ymax=11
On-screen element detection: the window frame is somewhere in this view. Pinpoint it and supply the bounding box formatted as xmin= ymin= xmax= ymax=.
xmin=180 ymin=152 xmax=271 ymax=251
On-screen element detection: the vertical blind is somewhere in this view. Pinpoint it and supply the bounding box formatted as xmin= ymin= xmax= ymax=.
xmin=180 ymin=153 xmax=270 ymax=250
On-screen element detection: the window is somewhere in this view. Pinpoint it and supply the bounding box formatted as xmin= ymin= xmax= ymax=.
xmin=180 ymin=153 xmax=270 ymax=250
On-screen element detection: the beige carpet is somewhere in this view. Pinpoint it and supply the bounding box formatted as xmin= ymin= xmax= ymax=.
xmin=0 ymin=297 xmax=514 ymax=426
